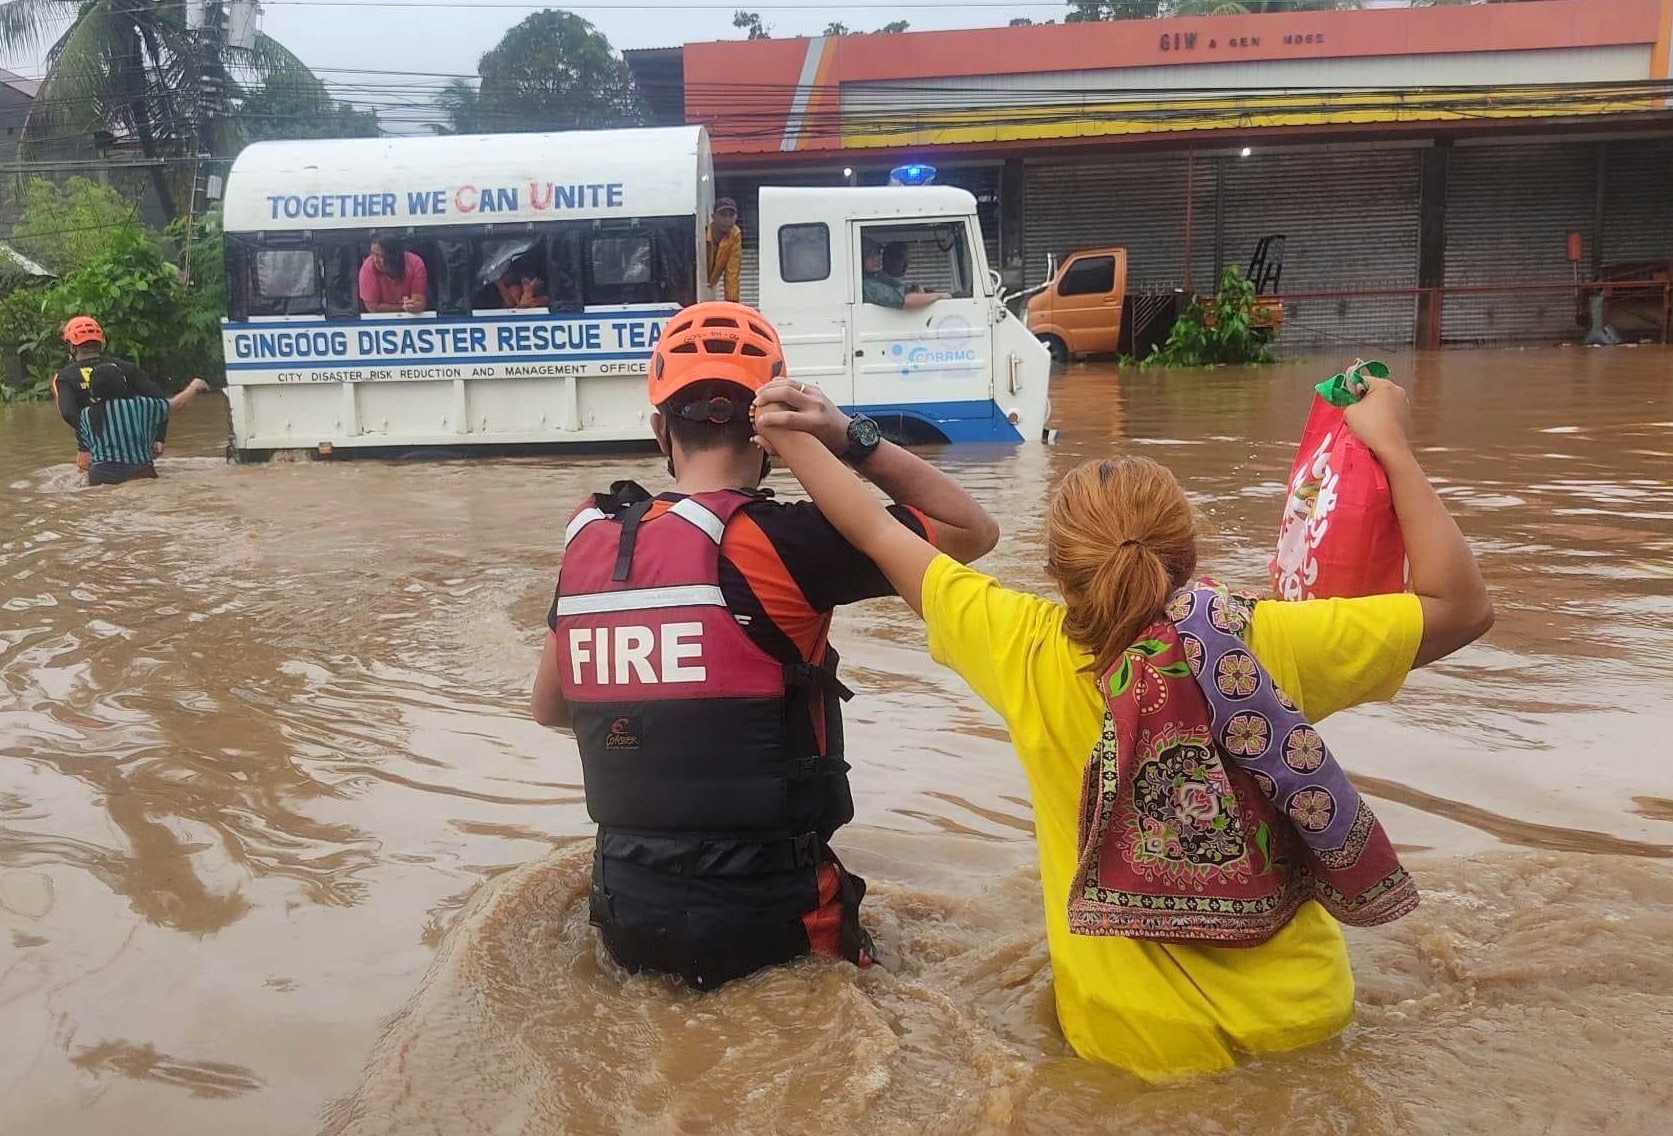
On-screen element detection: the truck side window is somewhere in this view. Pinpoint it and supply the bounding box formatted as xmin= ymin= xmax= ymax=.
xmin=779 ymin=223 xmax=829 ymax=283
xmin=1059 ymin=255 xmax=1115 ymax=297
xmin=248 ymin=249 xmax=321 ymax=317
xmin=593 ymin=236 xmax=652 ymax=285
xmin=475 ymin=236 xmax=549 ymax=311
xmin=587 ymin=233 xmax=655 ymax=305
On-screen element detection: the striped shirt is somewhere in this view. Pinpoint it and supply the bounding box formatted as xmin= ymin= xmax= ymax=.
xmin=79 ymin=397 xmax=169 ymax=467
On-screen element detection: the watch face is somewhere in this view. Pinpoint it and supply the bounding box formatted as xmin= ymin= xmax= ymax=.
xmin=852 ymin=417 xmax=881 ymax=447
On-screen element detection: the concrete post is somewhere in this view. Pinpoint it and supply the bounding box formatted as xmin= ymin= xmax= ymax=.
xmin=1000 ymin=158 xmax=1025 ymax=289
xmin=1415 ymin=141 xmax=1450 ymax=351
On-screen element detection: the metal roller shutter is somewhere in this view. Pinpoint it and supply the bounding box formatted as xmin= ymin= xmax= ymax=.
xmin=1025 ymin=147 xmax=1420 ymax=353
xmin=1601 ymin=136 xmax=1673 ymax=264
xmin=1023 ymin=154 xmax=1215 ymax=294
xmin=933 ymin=165 xmax=1002 ymax=271
xmin=1218 ymin=146 xmax=1421 ymax=353
xmin=1443 ymin=141 xmax=1595 ymax=344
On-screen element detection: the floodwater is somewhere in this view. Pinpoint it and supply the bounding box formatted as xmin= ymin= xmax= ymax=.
xmin=2 ymin=348 xmax=1671 ymax=1136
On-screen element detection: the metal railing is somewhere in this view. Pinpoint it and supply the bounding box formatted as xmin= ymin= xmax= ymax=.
xmin=1262 ymin=278 xmax=1672 ymax=351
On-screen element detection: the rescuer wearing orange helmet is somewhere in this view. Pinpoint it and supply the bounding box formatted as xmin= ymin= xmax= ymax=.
xmin=530 ymin=301 xmax=1000 ymax=990
xmin=53 ymin=317 xmax=172 ymax=473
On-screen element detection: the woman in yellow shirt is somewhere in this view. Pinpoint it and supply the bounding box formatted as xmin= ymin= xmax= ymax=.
xmin=751 ymin=377 xmax=1493 ymax=1081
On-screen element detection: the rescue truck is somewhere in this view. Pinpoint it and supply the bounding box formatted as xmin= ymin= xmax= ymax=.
xmin=220 ymin=126 xmax=1050 ymax=457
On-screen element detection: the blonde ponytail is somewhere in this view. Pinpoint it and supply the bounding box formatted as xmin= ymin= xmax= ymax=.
xmin=1046 ymin=458 xmax=1198 ymax=676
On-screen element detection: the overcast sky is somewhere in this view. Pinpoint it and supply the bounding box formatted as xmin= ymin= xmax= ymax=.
xmin=0 ymin=0 xmax=1419 ymax=128
xmin=1 ymin=1 xmax=1074 ymax=83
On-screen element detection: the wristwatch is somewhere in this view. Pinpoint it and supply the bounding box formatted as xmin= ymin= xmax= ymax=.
xmin=843 ymin=414 xmax=882 ymax=465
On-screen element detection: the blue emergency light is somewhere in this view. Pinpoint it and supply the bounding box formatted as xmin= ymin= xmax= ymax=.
xmin=889 ymin=163 xmax=937 ymax=186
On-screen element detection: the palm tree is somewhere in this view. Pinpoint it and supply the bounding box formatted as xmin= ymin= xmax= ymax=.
xmin=429 ymin=78 xmax=482 ymax=136
xmin=0 ymin=1 xmax=329 ymax=220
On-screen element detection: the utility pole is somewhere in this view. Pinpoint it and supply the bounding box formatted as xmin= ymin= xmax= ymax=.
xmin=190 ymin=2 xmax=227 ymax=226
xmin=184 ymin=2 xmax=255 ymax=279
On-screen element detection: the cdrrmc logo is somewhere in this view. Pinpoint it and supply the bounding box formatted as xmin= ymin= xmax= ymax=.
xmin=888 ymin=314 xmax=981 ymax=380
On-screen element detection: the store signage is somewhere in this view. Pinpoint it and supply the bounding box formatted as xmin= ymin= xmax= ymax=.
xmin=1158 ymin=30 xmax=1325 ymax=53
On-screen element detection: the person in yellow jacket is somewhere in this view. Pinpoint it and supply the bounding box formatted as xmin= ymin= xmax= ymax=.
xmin=706 ymin=197 xmax=742 ymax=303
xmin=749 ymin=376 xmax=1495 ymax=1082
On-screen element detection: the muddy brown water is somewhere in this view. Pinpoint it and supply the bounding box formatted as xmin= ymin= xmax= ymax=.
xmin=2 ymin=348 xmax=1672 ymax=1135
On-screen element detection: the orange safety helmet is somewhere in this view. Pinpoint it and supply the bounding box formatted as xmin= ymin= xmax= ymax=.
xmin=647 ymin=302 xmax=785 ymax=407
xmin=63 ymin=315 xmax=105 ymax=347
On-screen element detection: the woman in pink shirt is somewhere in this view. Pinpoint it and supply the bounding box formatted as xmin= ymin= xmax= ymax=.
xmin=359 ymin=234 xmax=428 ymax=314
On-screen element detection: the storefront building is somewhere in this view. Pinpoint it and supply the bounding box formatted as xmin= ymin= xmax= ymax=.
xmin=634 ymin=0 xmax=1673 ymax=351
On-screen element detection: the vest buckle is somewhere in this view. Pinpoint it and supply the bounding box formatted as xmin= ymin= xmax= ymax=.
xmin=783 ymin=661 xmax=855 ymax=703
xmin=792 ymin=832 xmax=819 ymax=868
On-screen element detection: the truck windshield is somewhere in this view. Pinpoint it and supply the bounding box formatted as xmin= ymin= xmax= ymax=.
xmin=857 ymin=220 xmax=974 ymax=299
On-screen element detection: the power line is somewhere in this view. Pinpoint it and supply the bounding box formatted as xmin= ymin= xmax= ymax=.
xmin=259 ymin=1 xmax=1075 ymax=7
xmin=1 ymin=74 xmax=1665 ymax=160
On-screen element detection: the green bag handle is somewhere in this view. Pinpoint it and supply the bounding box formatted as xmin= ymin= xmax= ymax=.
xmin=1315 ymin=359 xmax=1391 ymax=408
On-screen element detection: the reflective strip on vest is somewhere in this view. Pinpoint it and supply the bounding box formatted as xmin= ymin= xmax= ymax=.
xmin=668 ymin=498 xmax=726 ymax=544
xmin=555 ymin=584 xmax=726 ymax=617
xmin=565 ymin=507 xmax=607 ymax=547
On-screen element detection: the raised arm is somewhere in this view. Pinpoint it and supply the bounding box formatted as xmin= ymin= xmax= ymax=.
xmin=167 ymin=378 xmax=211 ymax=415
xmin=752 ymin=380 xmax=998 ymax=565
xmin=753 ymin=420 xmax=942 ymax=614
xmin=1343 ymin=377 xmax=1494 ymax=667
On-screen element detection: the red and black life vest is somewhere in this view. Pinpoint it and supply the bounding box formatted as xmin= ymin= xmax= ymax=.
xmin=553 ymin=481 xmax=856 ymax=946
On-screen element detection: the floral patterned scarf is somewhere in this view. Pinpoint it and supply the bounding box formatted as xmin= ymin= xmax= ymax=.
xmin=1068 ymin=582 xmax=1419 ymax=945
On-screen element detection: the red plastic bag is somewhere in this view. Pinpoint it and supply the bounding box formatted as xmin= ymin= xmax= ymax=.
xmin=1270 ymin=362 xmax=1406 ymax=601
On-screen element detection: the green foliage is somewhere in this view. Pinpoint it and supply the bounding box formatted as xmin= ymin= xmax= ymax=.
xmin=0 ymin=371 xmax=52 ymax=404
xmin=732 ymin=10 xmax=771 ymax=39
xmin=237 ymin=61 xmax=381 ymax=142
xmin=0 ymin=3 xmax=374 ymax=220
xmin=1067 ymin=0 xmax=1358 ymax=17
xmin=10 ymin=177 xmax=142 ymax=275
xmin=1173 ymin=1 xmax=1361 ymax=12
xmin=1067 ymin=1 xmax=1164 ymax=18
xmin=473 ymin=10 xmax=644 ymax=132
xmin=1143 ymin=266 xmax=1274 ymax=368
xmin=824 ymin=18 xmax=910 ymax=35
xmin=166 ymin=210 xmax=228 ymax=382
xmin=0 ymin=217 xmax=226 ymax=396
xmin=431 ymin=78 xmax=483 ymax=136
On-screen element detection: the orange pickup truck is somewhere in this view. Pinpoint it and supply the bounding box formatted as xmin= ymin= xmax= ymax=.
xmin=1026 ymin=246 xmax=1283 ymax=363
xmin=1025 ymin=248 xmax=1129 ymax=364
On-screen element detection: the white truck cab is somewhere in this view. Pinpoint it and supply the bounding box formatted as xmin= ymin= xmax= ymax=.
xmin=760 ymin=185 xmax=1049 ymax=444
xmin=219 ymin=128 xmax=1047 ymax=457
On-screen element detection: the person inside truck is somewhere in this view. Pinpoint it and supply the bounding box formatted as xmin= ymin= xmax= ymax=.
xmin=360 ymin=233 xmax=428 ymax=314
xmin=863 ymin=242 xmax=949 ymax=312
xmin=705 ymin=197 xmax=742 ymax=303
xmin=494 ymin=256 xmax=548 ymax=310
